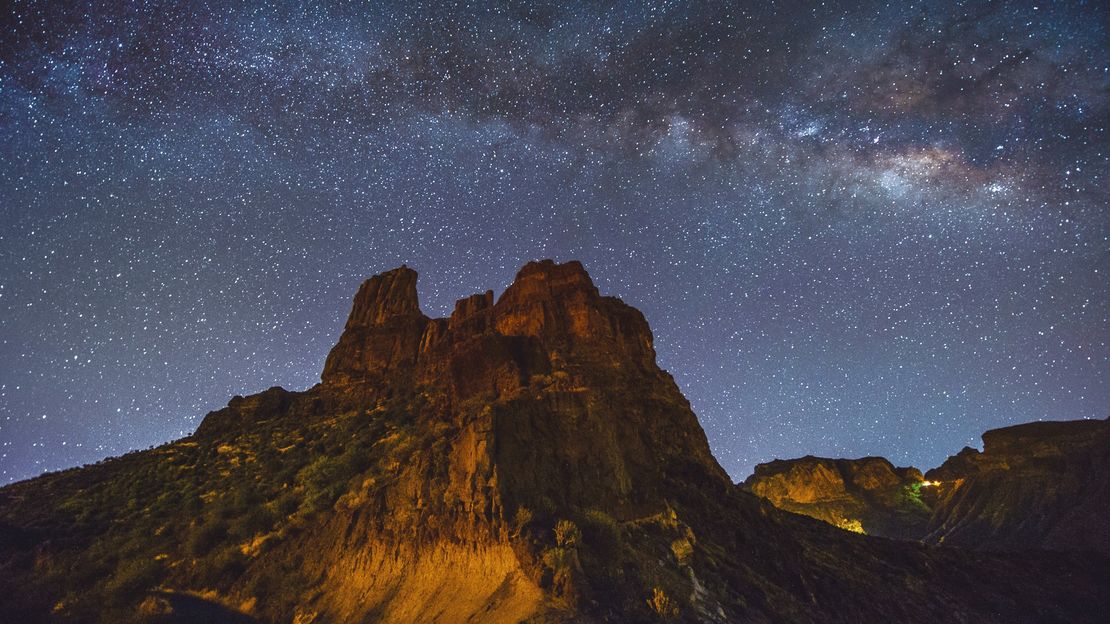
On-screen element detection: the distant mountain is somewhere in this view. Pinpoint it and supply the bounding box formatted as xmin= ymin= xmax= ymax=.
xmin=2 ymin=261 xmax=1109 ymax=623
xmin=743 ymin=417 xmax=1110 ymax=556
xmin=923 ymin=418 xmax=1110 ymax=553
xmin=741 ymin=456 xmax=929 ymax=539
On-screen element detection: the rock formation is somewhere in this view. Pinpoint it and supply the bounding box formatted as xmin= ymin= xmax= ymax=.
xmin=923 ymin=417 xmax=1110 ymax=554
xmin=743 ymin=418 xmax=1110 ymax=556
xmin=2 ymin=260 xmax=1109 ymax=623
xmin=741 ymin=456 xmax=929 ymax=539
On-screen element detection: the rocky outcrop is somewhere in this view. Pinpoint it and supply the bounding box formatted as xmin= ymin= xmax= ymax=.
xmin=321 ymin=260 xmax=662 ymax=399
xmin=923 ymin=417 xmax=1110 ymax=554
xmin=742 ymin=456 xmax=929 ymax=539
xmin=743 ymin=418 xmax=1110 ymax=557
xmin=320 ymin=266 xmax=429 ymax=383
xmin=2 ymin=260 xmax=1110 ymax=624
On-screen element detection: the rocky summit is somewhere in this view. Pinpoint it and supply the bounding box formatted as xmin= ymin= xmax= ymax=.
xmin=2 ymin=260 xmax=1110 ymax=623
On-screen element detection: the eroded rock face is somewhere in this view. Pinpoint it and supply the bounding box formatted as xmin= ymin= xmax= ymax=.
xmin=2 ymin=261 xmax=1110 ymax=624
xmin=923 ymin=418 xmax=1110 ymax=554
xmin=321 ymin=266 xmax=429 ymax=383
xmin=743 ymin=418 xmax=1110 ymax=556
xmin=742 ymin=456 xmax=929 ymax=538
xmin=321 ymin=260 xmax=662 ymax=399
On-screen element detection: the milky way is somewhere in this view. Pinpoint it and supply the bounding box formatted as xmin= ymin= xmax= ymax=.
xmin=1 ymin=0 xmax=1107 ymax=483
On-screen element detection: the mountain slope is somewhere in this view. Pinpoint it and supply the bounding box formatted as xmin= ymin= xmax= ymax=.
xmin=2 ymin=260 xmax=1109 ymax=623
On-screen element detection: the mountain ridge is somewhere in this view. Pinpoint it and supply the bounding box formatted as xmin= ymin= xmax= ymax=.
xmin=743 ymin=416 xmax=1110 ymax=555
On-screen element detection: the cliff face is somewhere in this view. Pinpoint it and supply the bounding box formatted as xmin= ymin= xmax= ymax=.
xmin=3 ymin=261 xmax=1110 ymax=624
xmin=742 ymin=419 xmax=1110 ymax=556
xmin=923 ymin=418 xmax=1110 ymax=554
xmin=742 ymin=456 xmax=929 ymax=539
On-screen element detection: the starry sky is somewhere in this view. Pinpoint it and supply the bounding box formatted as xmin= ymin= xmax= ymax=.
xmin=1 ymin=0 xmax=1107 ymax=484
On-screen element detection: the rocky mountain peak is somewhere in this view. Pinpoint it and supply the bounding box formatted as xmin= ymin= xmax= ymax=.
xmin=743 ymin=417 xmax=1110 ymax=556
xmin=344 ymin=265 xmax=423 ymax=329
xmin=501 ymin=259 xmax=599 ymax=300
xmin=492 ymin=260 xmax=656 ymax=375
xmin=919 ymin=416 xmax=1110 ymax=553
xmin=448 ymin=290 xmax=494 ymax=331
xmin=320 ymin=265 xmax=428 ymax=384
xmin=321 ymin=260 xmax=657 ymax=388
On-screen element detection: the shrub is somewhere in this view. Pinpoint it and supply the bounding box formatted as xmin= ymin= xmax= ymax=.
xmin=536 ymin=495 xmax=557 ymax=519
xmin=554 ymin=519 xmax=581 ymax=548
xmin=273 ymin=490 xmax=301 ymax=518
xmin=542 ymin=546 xmax=573 ymax=571
xmin=835 ymin=518 xmax=865 ymax=534
xmin=647 ymin=587 xmax=679 ymax=620
xmin=512 ymin=506 xmax=534 ymax=535
xmin=542 ymin=546 xmax=576 ymax=593
xmin=296 ymin=444 xmax=373 ymax=513
xmin=296 ymin=456 xmax=348 ymax=513
xmin=230 ymin=504 xmax=275 ymax=538
xmin=581 ymin=509 xmax=622 ymax=552
xmin=104 ymin=558 xmax=163 ymax=606
xmin=670 ymin=537 xmax=694 ymax=566
xmin=188 ymin=518 xmax=228 ymax=557
xmin=210 ymin=547 xmax=247 ymax=584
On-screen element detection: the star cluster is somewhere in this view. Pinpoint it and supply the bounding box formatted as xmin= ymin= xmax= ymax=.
xmin=1 ymin=0 xmax=1107 ymax=483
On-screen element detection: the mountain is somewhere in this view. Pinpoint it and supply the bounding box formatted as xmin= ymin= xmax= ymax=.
xmin=923 ymin=418 xmax=1110 ymax=553
xmin=743 ymin=418 xmax=1110 ymax=555
xmin=2 ymin=260 xmax=1110 ymax=623
xmin=741 ymin=456 xmax=929 ymax=539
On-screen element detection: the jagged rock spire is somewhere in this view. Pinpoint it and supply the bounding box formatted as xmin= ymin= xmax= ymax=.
xmin=343 ymin=265 xmax=422 ymax=329
xmin=321 ymin=266 xmax=430 ymax=384
xmin=320 ymin=260 xmax=657 ymax=388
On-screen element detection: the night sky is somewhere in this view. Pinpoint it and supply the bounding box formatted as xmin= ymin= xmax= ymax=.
xmin=1 ymin=1 xmax=1107 ymax=484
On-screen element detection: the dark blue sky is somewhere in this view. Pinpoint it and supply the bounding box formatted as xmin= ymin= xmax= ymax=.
xmin=1 ymin=0 xmax=1107 ymax=483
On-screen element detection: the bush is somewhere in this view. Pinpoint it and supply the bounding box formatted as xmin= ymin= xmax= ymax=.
xmin=104 ymin=558 xmax=163 ymax=606
xmin=542 ymin=546 xmax=576 ymax=593
xmin=512 ymin=506 xmax=534 ymax=535
xmin=296 ymin=445 xmax=373 ymax=513
xmin=536 ymin=495 xmax=557 ymax=519
xmin=230 ymin=504 xmax=275 ymax=538
xmin=647 ymin=587 xmax=679 ymax=620
xmin=581 ymin=509 xmax=622 ymax=552
xmin=188 ymin=518 xmax=228 ymax=557
xmin=554 ymin=519 xmax=580 ymax=548
xmin=210 ymin=547 xmax=247 ymax=584
xmin=670 ymin=537 xmax=693 ymax=566
xmin=273 ymin=490 xmax=301 ymax=518
xmin=542 ymin=546 xmax=574 ymax=571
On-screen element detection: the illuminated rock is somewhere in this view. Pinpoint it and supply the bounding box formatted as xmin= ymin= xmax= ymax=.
xmin=742 ymin=456 xmax=930 ymax=539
